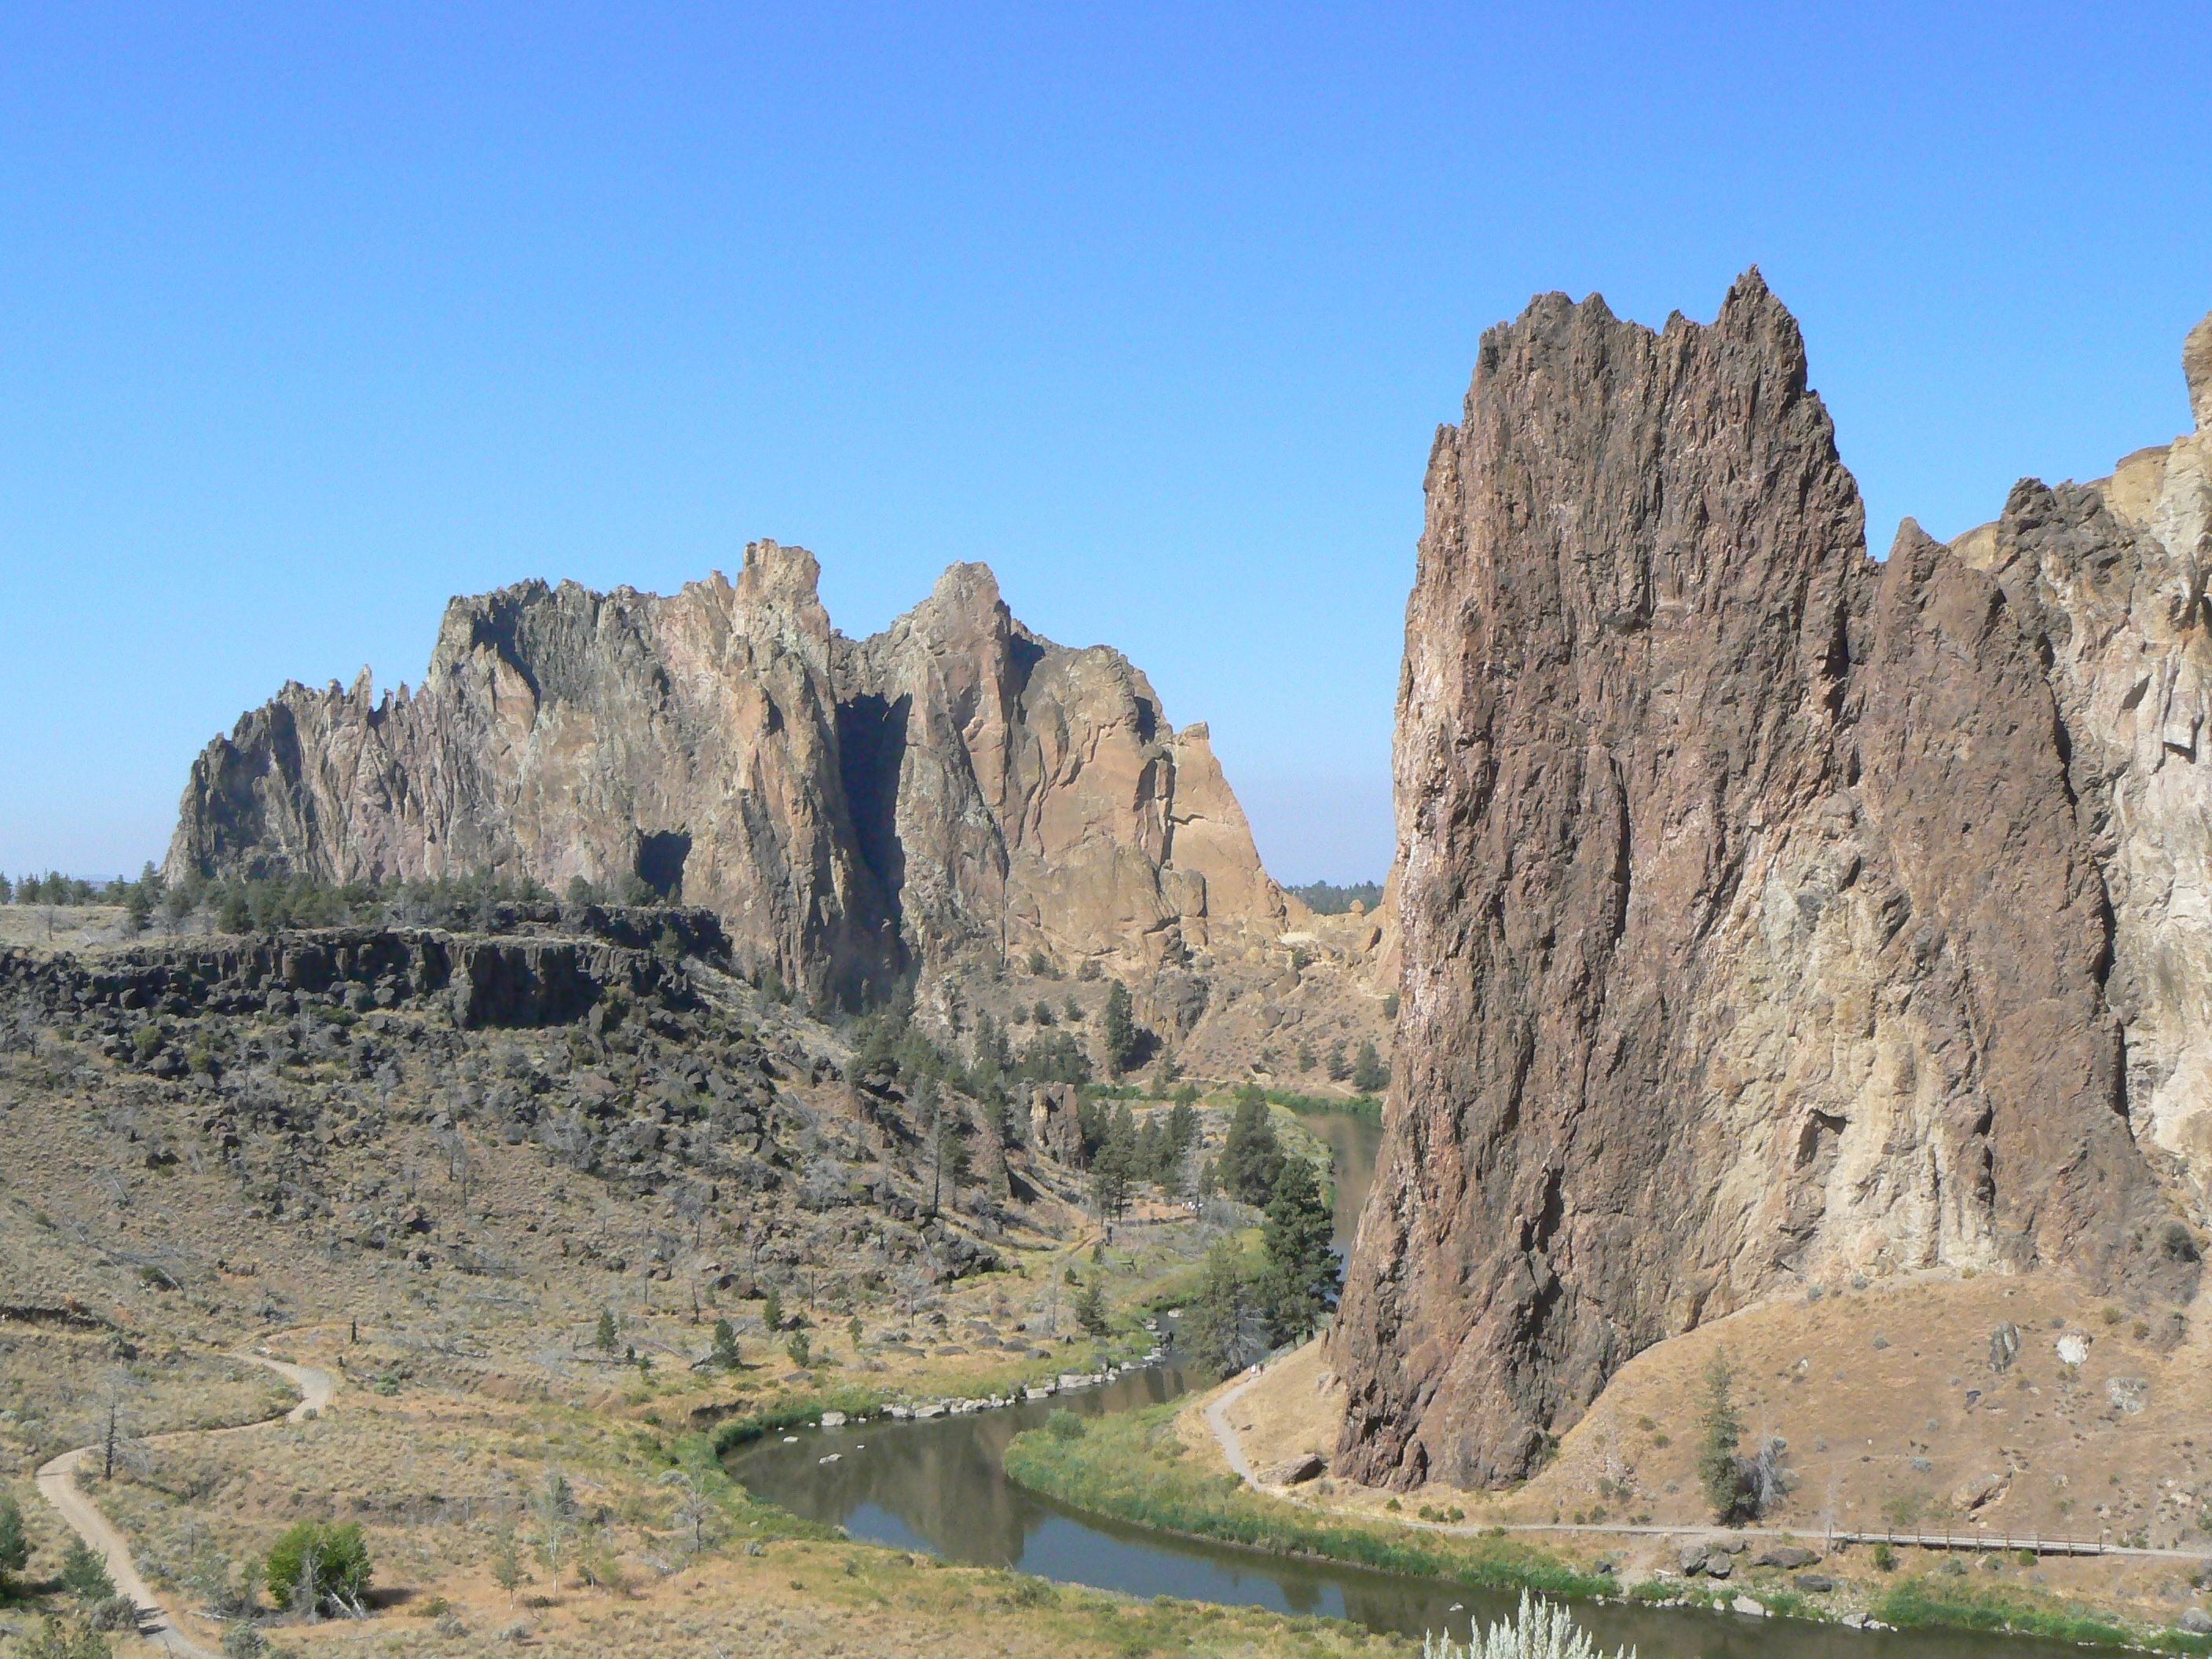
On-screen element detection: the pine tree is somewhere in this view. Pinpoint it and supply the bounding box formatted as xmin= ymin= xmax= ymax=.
xmin=1185 ymin=1238 xmax=1249 ymax=1376
xmin=1075 ymin=1279 xmax=1109 ymax=1335
xmin=1258 ymin=1157 xmax=1339 ymax=1343
xmin=60 ymin=1536 xmax=115 ymax=1602
xmin=1219 ymin=1089 xmax=1282 ymax=1204
xmin=1697 ymin=1351 xmax=1749 ymax=1522
xmin=1133 ymin=1116 xmax=1169 ymax=1186
xmin=1101 ymin=980 xmax=1141 ymax=1076
xmin=711 ymin=1319 xmax=741 ymax=1368
xmin=1090 ymin=1145 xmax=1130 ymax=1222
xmin=595 ymin=1308 xmax=617 ymax=1353
xmin=0 ymin=1492 xmax=28 ymax=1584
xmin=1352 ymin=1040 xmax=1390 ymax=1093
xmin=1166 ymin=1100 xmax=1199 ymax=1154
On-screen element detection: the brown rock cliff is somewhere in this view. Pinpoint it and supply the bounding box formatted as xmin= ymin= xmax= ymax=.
xmin=1334 ymin=275 xmax=2201 ymax=1489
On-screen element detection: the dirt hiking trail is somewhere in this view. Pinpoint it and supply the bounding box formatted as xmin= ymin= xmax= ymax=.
xmin=35 ymin=1346 xmax=335 ymax=1657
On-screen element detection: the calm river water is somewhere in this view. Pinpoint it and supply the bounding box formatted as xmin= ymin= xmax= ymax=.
xmin=727 ymin=1111 xmax=2088 ymax=1659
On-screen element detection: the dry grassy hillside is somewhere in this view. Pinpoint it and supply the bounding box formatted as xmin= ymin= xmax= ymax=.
xmin=0 ymin=904 xmax=1383 ymax=1659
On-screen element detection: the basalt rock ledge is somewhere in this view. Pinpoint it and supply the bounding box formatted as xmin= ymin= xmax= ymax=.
xmin=1334 ymin=273 xmax=2212 ymax=1489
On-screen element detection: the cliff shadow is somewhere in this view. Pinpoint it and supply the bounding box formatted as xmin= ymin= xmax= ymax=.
xmin=837 ymin=690 xmax=911 ymax=931
xmin=635 ymin=830 xmax=691 ymax=901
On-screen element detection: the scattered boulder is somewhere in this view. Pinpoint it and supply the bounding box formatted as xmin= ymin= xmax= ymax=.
xmin=2108 ymin=1376 xmax=2148 ymax=1415
xmin=2179 ymin=1609 xmax=2212 ymax=1635
xmin=1752 ymin=1546 xmax=1821 ymax=1569
xmin=1795 ymin=1574 xmax=1835 ymax=1594
xmin=1730 ymin=1595 xmax=1767 ymax=1617
xmin=1704 ymin=1556 xmax=1734 ymax=1581
xmin=1990 ymin=1321 xmax=2022 ymax=1372
xmin=1264 ymin=1452 xmax=1327 ymax=1485
xmin=2057 ymin=1332 xmax=2089 ymax=1365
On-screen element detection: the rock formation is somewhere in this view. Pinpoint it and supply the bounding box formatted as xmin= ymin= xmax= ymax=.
xmin=1334 ymin=275 xmax=2210 ymax=1489
xmin=167 ymin=548 xmax=1288 ymax=1005
xmin=0 ymin=913 xmax=703 ymax=1031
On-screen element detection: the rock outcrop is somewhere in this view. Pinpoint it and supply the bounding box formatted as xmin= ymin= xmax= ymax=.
xmin=1334 ymin=275 xmax=2208 ymax=1489
xmin=0 ymin=909 xmax=714 ymax=1031
xmin=168 ymin=548 xmax=1287 ymax=1005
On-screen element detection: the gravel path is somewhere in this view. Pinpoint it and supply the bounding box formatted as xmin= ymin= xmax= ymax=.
xmin=1201 ymin=1368 xmax=1265 ymax=1487
xmin=33 ymin=1347 xmax=335 ymax=1656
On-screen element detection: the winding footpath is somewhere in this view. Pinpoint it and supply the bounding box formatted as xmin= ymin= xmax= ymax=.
xmin=34 ymin=1350 xmax=335 ymax=1657
xmin=1201 ymin=1370 xmax=1263 ymax=1488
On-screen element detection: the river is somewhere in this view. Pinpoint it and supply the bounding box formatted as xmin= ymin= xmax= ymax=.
xmin=727 ymin=1110 xmax=2089 ymax=1659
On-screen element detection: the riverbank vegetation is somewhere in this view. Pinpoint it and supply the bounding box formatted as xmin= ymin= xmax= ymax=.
xmin=1867 ymin=1575 xmax=2212 ymax=1652
xmin=1005 ymin=1403 xmax=1608 ymax=1602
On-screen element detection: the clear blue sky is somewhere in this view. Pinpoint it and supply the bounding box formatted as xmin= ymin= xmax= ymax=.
xmin=2 ymin=4 xmax=2206 ymax=884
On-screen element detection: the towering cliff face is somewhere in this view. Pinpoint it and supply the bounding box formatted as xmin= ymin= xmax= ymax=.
xmin=1333 ymin=275 xmax=2207 ymax=1489
xmin=1949 ymin=372 xmax=2212 ymax=1181
xmin=830 ymin=562 xmax=1286 ymax=976
xmin=168 ymin=546 xmax=1287 ymax=1003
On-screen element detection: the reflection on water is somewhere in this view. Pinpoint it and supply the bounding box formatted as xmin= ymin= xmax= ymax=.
xmin=727 ymin=1112 xmax=2093 ymax=1659
xmin=1298 ymin=1108 xmax=1382 ymax=1250
xmin=729 ymin=1357 xmax=1507 ymax=1637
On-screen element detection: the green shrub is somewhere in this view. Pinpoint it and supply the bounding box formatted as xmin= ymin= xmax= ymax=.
xmin=263 ymin=1521 xmax=372 ymax=1613
xmin=16 ymin=1617 xmax=113 ymax=1659
xmin=1046 ymin=1409 xmax=1086 ymax=1441
xmin=60 ymin=1536 xmax=115 ymax=1602
xmin=0 ymin=1492 xmax=27 ymax=1584
xmin=1877 ymin=1577 xmax=2132 ymax=1646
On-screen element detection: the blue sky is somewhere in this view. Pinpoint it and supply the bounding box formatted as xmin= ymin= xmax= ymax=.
xmin=2 ymin=3 xmax=2207 ymax=884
